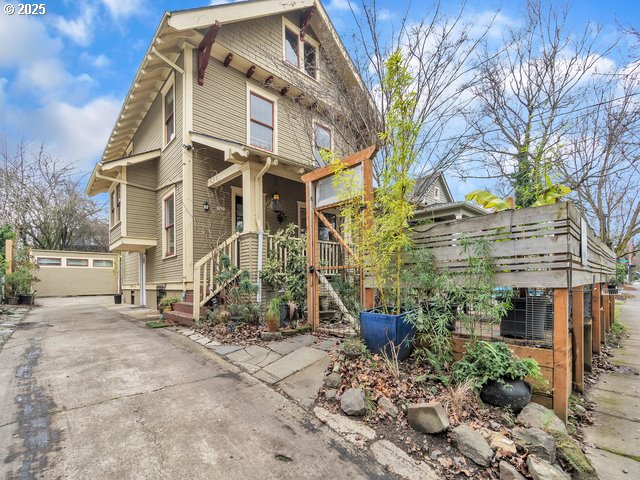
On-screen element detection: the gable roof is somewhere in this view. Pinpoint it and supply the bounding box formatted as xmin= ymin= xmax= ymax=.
xmin=95 ymin=0 xmax=370 ymax=170
xmin=412 ymin=172 xmax=454 ymax=203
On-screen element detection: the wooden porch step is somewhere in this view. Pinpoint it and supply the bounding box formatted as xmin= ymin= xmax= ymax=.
xmin=173 ymin=301 xmax=194 ymax=314
xmin=163 ymin=310 xmax=195 ymax=327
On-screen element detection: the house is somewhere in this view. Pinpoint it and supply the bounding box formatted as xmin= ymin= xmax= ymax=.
xmin=412 ymin=172 xmax=488 ymax=222
xmin=85 ymin=0 xmax=372 ymax=320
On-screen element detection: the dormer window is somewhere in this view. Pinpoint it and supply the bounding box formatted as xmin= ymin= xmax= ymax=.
xmin=282 ymin=18 xmax=319 ymax=79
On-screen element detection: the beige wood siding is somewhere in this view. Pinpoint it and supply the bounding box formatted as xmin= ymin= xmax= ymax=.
xmin=262 ymin=173 xmax=306 ymax=233
xmin=32 ymin=250 xmax=118 ymax=297
xmin=109 ymin=222 xmax=122 ymax=245
xmin=126 ymin=161 xmax=157 ymax=239
xmin=132 ymin=94 xmax=163 ymax=154
xmin=122 ymin=252 xmax=138 ymax=285
xmin=423 ymin=177 xmax=453 ymax=205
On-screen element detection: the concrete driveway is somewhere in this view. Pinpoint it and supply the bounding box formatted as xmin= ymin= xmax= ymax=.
xmin=0 ymin=297 xmax=387 ymax=479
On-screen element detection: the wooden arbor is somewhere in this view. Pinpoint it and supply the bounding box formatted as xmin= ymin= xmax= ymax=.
xmin=301 ymin=146 xmax=377 ymax=331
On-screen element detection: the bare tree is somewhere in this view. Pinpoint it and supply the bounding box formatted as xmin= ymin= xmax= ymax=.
xmin=0 ymin=138 xmax=108 ymax=251
xmin=558 ymin=71 xmax=640 ymax=256
xmin=464 ymin=0 xmax=615 ymax=206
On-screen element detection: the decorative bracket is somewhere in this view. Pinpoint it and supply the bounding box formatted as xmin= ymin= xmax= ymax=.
xmin=197 ymin=21 xmax=222 ymax=86
xmin=299 ymin=4 xmax=316 ymax=41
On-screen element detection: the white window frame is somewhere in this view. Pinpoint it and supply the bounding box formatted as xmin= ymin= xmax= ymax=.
xmin=66 ymin=258 xmax=89 ymax=267
xmin=297 ymin=201 xmax=307 ymax=238
xmin=312 ymin=120 xmax=333 ymax=163
xmin=93 ymin=259 xmax=114 ymax=268
xmin=281 ymin=17 xmax=320 ymax=81
xmin=161 ymin=72 xmax=176 ymax=149
xmin=36 ymin=257 xmax=62 ymax=267
xmin=162 ymin=187 xmax=177 ymax=259
xmin=109 ymin=181 xmax=122 ymax=229
xmin=246 ymin=84 xmax=278 ymax=154
xmin=434 ymin=186 xmax=441 ymax=201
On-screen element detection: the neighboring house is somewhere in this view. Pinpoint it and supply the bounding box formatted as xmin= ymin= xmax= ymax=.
xmin=412 ymin=172 xmax=488 ymax=222
xmin=85 ymin=0 xmax=371 ymax=317
xmin=31 ymin=250 xmax=118 ymax=297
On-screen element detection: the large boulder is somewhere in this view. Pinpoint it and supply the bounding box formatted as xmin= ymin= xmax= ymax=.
xmin=499 ymin=461 xmax=526 ymax=480
xmin=451 ymin=425 xmax=494 ymax=467
xmin=513 ymin=427 xmax=556 ymax=462
xmin=340 ymin=388 xmax=367 ymax=416
xmin=516 ymin=403 xmax=567 ymax=435
xmin=407 ymin=402 xmax=450 ymax=434
xmin=526 ymin=455 xmax=570 ymax=480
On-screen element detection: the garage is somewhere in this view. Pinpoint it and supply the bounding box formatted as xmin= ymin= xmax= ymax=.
xmin=31 ymin=250 xmax=118 ymax=297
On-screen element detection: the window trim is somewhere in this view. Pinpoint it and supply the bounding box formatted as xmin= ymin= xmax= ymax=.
xmin=312 ymin=120 xmax=333 ymax=163
xmin=162 ymin=188 xmax=177 ymax=259
xmin=246 ymin=84 xmax=278 ymax=154
xmin=36 ymin=257 xmax=62 ymax=267
xmin=434 ymin=186 xmax=441 ymax=201
xmin=66 ymin=258 xmax=89 ymax=267
xmin=109 ymin=180 xmax=122 ymax=229
xmin=161 ymin=72 xmax=176 ymax=149
xmin=93 ymin=259 xmax=114 ymax=268
xmin=281 ymin=17 xmax=320 ymax=81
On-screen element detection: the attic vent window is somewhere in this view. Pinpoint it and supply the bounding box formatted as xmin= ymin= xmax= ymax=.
xmin=434 ymin=186 xmax=440 ymax=200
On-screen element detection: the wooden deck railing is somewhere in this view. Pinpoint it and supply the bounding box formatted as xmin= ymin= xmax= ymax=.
xmin=412 ymin=202 xmax=616 ymax=288
xmin=264 ymin=236 xmax=347 ymax=276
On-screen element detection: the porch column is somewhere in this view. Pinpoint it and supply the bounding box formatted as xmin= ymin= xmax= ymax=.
xmin=241 ymin=161 xmax=264 ymax=233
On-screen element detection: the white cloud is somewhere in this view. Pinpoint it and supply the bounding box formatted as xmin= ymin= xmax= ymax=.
xmin=11 ymin=97 xmax=121 ymax=171
xmin=81 ymin=52 xmax=111 ymax=69
xmin=0 ymin=14 xmax=62 ymax=67
xmin=100 ymin=0 xmax=145 ymax=19
xmin=209 ymin=0 xmax=230 ymax=4
xmin=328 ymin=0 xmax=357 ymax=13
xmin=52 ymin=5 xmax=96 ymax=46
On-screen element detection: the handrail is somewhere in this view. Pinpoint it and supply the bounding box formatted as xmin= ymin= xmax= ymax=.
xmin=193 ymin=232 xmax=241 ymax=321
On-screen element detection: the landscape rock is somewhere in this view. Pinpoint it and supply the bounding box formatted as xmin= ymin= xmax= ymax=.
xmin=451 ymin=425 xmax=494 ymax=467
xmin=489 ymin=432 xmax=517 ymax=455
xmin=325 ymin=389 xmax=337 ymax=400
xmin=260 ymin=331 xmax=282 ymax=341
xmin=527 ymin=455 xmax=571 ymax=480
xmin=499 ymin=460 xmax=526 ymax=480
xmin=324 ymin=372 xmax=342 ymax=388
xmin=407 ymin=401 xmax=450 ymax=434
xmin=340 ymin=388 xmax=367 ymax=416
xmin=371 ymin=440 xmax=438 ymax=480
xmin=516 ymin=403 xmax=568 ymax=435
xmin=377 ymin=397 xmax=399 ymax=418
xmin=513 ymin=427 xmax=556 ymax=462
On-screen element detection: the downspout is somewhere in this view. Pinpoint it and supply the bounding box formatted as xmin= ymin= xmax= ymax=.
xmin=255 ymin=157 xmax=275 ymax=305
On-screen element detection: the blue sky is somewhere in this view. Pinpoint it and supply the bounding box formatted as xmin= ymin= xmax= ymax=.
xmin=0 ymin=0 xmax=638 ymax=199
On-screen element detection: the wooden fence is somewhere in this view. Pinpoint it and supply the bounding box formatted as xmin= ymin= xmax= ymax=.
xmin=412 ymin=202 xmax=616 ymax=288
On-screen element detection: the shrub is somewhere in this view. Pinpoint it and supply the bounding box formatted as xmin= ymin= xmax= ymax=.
xmin=159 ymin=295 xmax=181 ymax=309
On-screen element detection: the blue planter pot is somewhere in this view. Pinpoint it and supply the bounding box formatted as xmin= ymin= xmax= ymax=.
xmin=359 ymin=308 xmax=415 ymax=361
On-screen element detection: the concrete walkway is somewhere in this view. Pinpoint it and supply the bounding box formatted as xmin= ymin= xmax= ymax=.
xmin=174 ymin=328 xmax=340 ymax=408
xmin=0 ymin=296 xmax=388 ymax=479
xmin=584 ymin=287 xmax=640 ymax=479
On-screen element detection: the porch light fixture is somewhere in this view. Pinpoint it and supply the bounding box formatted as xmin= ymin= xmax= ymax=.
xmin=203 ymin=200 xmax=210 ymax=213
xmin=271 ymin=192 xmax=282 ymax=212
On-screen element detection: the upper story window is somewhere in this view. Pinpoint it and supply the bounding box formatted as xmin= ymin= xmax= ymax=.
xmin=282 ymin=18 xmax=319 ymax=79
xmin=162 ymin=74 xmax=175 ymax=147
xmin=163 ymin=190 xmax=176 ymax=258
xmin=313 ymin=122 xmax=332 ymax=163
xmin=110 ymin=183 xmax=121 ymax=226
xmin=249 ymin=91 xmax=275 ymax=152
xmin=284 ymin=28 xmax=299 ymax=66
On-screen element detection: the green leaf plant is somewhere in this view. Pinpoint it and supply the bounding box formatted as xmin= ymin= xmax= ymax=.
xmin=328 ymin=49 xmax=421 ymax=314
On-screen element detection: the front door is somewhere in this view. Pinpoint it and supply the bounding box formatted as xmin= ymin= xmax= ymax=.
xmin=232 ymin=188 xmax=243 ymax=233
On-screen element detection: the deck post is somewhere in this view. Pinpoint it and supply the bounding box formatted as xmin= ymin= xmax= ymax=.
xmin=603 ymin=292 xmax=610 ymax=334
xmin=553 ymin=288 xmax=570 ymax=424
xmin=571 ymin=287 xmax=584 ymax=393
xmin=592 ymin=284 xmax=602 ymax=354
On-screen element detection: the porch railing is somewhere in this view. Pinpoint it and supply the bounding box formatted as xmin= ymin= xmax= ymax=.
xmin=193 ymin=232 xmax=240 ymax=321
xmin=264 ymin=235 xmax=347 ymax=275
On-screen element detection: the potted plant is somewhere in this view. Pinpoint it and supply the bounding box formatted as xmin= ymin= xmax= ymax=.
xmin=265 ymin=297 xmax=281 ymax=333
xmin=452 ymin=340 xmax=543 ymax=411
xmin=329 ymin=50 xmax=420 ymax=361
xmin=4 ymin=271 xmax=19 ymax=305
xmin=158 ymin=295 xmax=180 ymax=314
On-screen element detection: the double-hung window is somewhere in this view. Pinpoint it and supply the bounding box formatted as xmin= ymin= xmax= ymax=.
xmin=313 ymin=123 xmax=332 ymax=163
xmin=110 ymin=183 xmax=121 ymax=226
xmin=282 ymin=19 xmax=319 ymax=79
xmin=162 ymin=75 xmax=175 ymax=147
xmin=249 ymin=92 xmax=275 ymax=152
xmin=284 ymin=28 xmax=299 ymax=66
xmin=163 ymin=192 xmax=176 ymax=257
